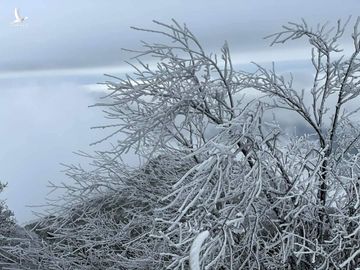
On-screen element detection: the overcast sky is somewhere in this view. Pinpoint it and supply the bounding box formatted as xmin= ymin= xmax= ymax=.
xmin=0 ymin=0 xmax=358 ymax=223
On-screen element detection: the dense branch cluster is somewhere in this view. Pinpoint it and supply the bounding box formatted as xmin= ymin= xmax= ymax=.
xmin=0 ymin=182 xmax=14 ymax=235
xmin=2 ymin=18 xmax=360 ymax=269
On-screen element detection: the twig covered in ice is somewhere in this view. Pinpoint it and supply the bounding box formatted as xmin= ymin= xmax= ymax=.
xmin=189 ymin=230 xmax=209 ymax=270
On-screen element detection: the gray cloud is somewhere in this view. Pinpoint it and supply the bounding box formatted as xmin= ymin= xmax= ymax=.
xmin=0 ymin=0 xmax=357 ymax=73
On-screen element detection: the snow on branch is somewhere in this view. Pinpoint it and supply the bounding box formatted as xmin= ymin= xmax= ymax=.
xmin=189 ymin=230 xmax=209 ymax=270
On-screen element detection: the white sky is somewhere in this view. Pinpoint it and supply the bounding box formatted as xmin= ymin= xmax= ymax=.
xmin=0 ymin=0 xmax=359 ymax=223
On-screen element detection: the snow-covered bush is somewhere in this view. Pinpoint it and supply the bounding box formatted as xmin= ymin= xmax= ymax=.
xmin=6 ymin=18 xmax=360 ymax=269
xmin=0 ymin=182 xmax=14 ymax=235
xmin=0 ymin=182 xmax=38 ymax=268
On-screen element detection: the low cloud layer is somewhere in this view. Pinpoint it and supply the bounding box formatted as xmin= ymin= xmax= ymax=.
xmin=0 ymin=77 xmax=109 ymax=223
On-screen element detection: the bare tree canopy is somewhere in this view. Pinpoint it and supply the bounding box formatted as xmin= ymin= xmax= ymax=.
xmin=3 ymin=18 xmax=360 ymax=269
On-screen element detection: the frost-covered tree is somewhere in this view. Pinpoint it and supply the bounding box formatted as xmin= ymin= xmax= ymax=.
xmin=7 ymin=18 xmax=360 ymax=269
xmin=0 ymin=182 xmax=15 ymax=243
xmin=0 ymin=181 xmax=19 ymax=266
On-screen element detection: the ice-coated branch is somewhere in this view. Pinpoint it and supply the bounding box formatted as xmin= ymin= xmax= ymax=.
xmin=4 ymin=18 xmax=360 ymax=270
xmin=189 ymin=230 xmax=209 ymax=270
